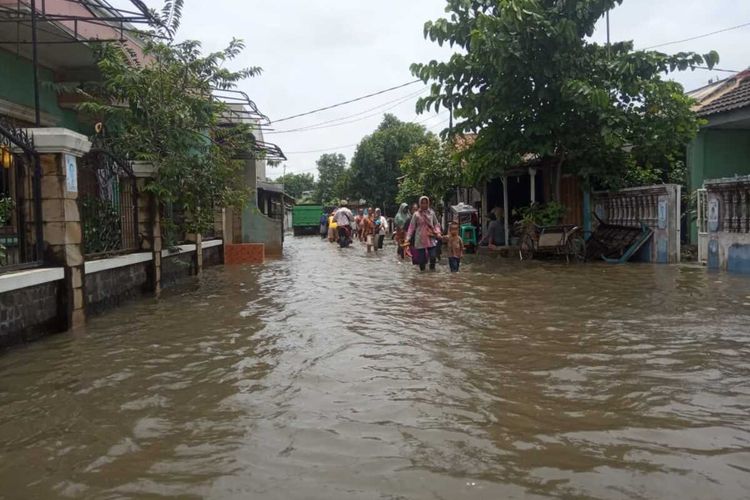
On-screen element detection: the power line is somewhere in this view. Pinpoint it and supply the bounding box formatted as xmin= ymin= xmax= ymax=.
xmin=642 ymin=21 xmax=750 ymax=50
xmin=283 ymin=112 xmax=449 ymax=155
xmin=283 ymin=143 xmax=360 ymax=155
xmin=427 ymin=117 xmax=451 ymax=131
xmin=266 ymin=87 xmax=427 ymax=134
xmin=271 ymin=80 xmax=422 ymax=124
xmin=694 ymin=66 xmax=741 ymax=73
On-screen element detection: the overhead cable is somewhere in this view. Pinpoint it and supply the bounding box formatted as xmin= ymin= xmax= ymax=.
xmin=283 ymin=143 xmax=360 ymax=155
xmin=266 ymin=88 xmax=427 ymax=134
xmin=271 ymin=80 xmax=422 ymax=124
xmin=642 ymin=21 xmax=750 ymax=50
xmin=282 ymin=114 xmax=450 ymax=156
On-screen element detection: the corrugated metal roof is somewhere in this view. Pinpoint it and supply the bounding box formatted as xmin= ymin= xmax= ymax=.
xmin=690 ymin=70 xmax=750 ymax=117
xmin=258 ymin=180 xmax=284 ymax=193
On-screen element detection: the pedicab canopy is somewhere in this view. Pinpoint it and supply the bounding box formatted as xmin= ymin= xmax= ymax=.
xmin=450 ymin=203 xmax=478 ymax=226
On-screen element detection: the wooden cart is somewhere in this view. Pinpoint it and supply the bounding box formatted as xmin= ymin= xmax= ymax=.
xmin=518 ymin=224 xmax=586 ymax=263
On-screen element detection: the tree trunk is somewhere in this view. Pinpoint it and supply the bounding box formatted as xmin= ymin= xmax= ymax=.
xmin=554 ymin=156 xmax=564 ymax=203
xmin=443 ymin=196 xmax=449 ymax=230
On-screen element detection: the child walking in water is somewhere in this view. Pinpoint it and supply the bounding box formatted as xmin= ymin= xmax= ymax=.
xmin=444 ymin=221 xmax=464 ymax=272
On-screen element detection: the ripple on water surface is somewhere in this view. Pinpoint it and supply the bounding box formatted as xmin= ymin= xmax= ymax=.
xmin=1 ymin=237 xmax=750 ymax=499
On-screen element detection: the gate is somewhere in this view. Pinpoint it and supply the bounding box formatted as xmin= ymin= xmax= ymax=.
xmin=0 ymin=117 xmax=42 ymax=272
xmin=78 ymin=136 xmax=140 ymax=257
xmin=696 ymin=188 xmax=708 ymax=264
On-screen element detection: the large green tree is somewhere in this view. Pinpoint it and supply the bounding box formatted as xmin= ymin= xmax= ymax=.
xmin=275 ymin=172 xmax=316 ymax=200
xmin=399 ymin=136 xmax=465 ymax=209
xmin=349 ymin=114 xmax=431 ymax=213
xmin=411 ymin=0 xmax=718 ymax=196
xmin=76 ymin=1 xmax=259 ymax=234
xmin=314 ymin=153 xmax=348 ymax=205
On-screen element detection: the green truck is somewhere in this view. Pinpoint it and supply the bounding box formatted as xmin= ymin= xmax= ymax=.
xmin=292 ymin=204 xmax=324 ymax=236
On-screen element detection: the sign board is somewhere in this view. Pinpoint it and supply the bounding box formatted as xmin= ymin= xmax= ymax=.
xmin=657 ymin=198 xmax=668 ymax=230
xmin=64 ymin=154 xmax=78 ymax=193
xmin=594 ymin=203 xmax=606 ymax=222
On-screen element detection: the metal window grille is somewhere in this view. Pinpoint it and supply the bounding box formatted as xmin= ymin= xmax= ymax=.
xmin=78 ymin=148 xmax=140 ymax=257
xmin=0 ymin=118 xmax=42 ymax=273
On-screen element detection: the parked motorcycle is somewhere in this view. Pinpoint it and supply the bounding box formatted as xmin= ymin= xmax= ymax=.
xmin=337 ymin=226 xmax=352 ymax=248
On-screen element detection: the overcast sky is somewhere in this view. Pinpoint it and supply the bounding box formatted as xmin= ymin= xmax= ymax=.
xmin=133 ymin=0 xmax=750 ymax=178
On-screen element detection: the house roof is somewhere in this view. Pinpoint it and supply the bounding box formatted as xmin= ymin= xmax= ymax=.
xmin=258 ymin=180 xmax=284 ymax=193
xmin=689 ymin=70 xmax=750 ymax=117
xmin=257 ymin=180 xmax=295 ymax=203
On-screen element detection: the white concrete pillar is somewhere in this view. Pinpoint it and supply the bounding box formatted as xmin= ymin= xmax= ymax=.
xmin=529 ymin=167 xmax=537 ymax=204
xmin=26 ymin=128 xmax=91 ymax=329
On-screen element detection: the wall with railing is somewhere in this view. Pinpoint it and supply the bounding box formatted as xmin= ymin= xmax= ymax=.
xmin=705 ymin=176 xmax=750 ymax=273
xmin=592 ymin=184 xmax=681 ymax=263
xmin=0 ymin=130 xmax=228 ymax=349
xmin=0 ymin=118 xmax=43 ymax=273
xmin=77 ymin=142 xmax=141 ymax=258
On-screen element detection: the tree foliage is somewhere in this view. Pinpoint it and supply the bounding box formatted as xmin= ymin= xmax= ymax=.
xmin=75 ymin=2 xmax=261 ymax=234
xmin=399 ymin=137 xmax=465 ymax=208
xmin=411 ymin=0 xmax=719 ymax=191
xmin=274 ymin=172 xmax=316 ymax=200
xmin=314 ymin=153 xmax=348 ymax=205
xmin=349 ymin=114 xmax=431 ymax=213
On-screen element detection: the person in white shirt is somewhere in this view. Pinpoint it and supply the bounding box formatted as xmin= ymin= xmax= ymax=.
xmin=335 ymin=201 xmax=353 ymax=227
xmin=374 ymin=208 xmax=389 ymax=251
xmin=334 ymin=200 xmax=354 ymax=246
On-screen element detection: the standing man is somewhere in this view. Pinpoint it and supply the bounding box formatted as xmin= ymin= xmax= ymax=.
xmin=374 ymin=208 xmax=389 ymax=251
xmin=355 ymin=208 xmax=365 ymax=241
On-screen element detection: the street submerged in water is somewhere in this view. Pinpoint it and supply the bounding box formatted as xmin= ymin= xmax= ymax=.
xmin=2 ymin=236 xmax=750 ymax=499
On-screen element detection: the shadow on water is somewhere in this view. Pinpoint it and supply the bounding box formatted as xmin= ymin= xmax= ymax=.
xmin=1 ymin=236 xmax=750 ymax=499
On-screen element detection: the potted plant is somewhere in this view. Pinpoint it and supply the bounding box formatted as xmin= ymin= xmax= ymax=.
xmin=514 ymin=202 xmax=567 ymax=228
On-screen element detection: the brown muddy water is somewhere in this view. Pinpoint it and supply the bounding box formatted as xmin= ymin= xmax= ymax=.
xmin=2 ymin=236 xmax=750 ymax=499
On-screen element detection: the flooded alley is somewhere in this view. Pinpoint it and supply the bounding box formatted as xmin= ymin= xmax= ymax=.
xmin=2 ymin=237 xmax=750 ymax=499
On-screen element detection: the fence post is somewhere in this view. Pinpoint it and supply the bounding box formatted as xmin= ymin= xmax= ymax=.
xmin=132 ymin=161 xmax=161 ymax=294
xmin=31 ymin=128 xmax=92 ymax=329
xmin=195 ymin=232 xmax=203 ymax=276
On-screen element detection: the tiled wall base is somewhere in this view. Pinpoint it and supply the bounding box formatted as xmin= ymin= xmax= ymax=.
xmin=224 ymin=244 xmax=264 ymax=264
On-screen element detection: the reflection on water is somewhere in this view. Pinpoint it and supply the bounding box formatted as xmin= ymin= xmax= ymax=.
xmin=1 ymin=237 xmax=750 ymax=499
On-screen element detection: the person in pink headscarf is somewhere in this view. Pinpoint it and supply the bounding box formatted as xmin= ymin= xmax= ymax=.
xmin=406 ymin=196 xmax=442 ymax=271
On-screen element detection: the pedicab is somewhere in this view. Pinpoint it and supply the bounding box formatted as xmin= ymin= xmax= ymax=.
xmin=450 ymin=203 xmax=479 ymax=253
xmin=518 ymin=222 xmax=586 ymax=263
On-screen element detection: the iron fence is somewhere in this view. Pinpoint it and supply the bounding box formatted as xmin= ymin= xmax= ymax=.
xmin=78 ymin=146 xmax=140 ymax=258
xmin=0 ymin=118 xmax=42 ymax=273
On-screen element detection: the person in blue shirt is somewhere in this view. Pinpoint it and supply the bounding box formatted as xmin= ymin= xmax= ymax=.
xmin=319 ymin=210 xmax=328 ymax=239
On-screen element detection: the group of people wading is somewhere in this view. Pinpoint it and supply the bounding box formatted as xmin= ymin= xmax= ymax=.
xmin=319 ymin=196 xmax=464 ymax=272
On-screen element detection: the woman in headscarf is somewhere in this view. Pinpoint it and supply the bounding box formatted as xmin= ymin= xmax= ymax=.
xmin=394 ymin=203 xmax=410 ymax=259
xmin=393 ymin=203 xmax=411 ymax=259
xmin=406 ymin=196 xmax=442 ymax=271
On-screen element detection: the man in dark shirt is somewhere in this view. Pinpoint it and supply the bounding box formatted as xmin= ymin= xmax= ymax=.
xmin=479 ymin=213 xmax=506 ymax=248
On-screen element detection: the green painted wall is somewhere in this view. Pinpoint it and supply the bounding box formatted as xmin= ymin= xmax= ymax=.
xmin=687 ymin=128 xmax=750 ymax=242
xmin=0 ymin=49 xmax=82 ymax=131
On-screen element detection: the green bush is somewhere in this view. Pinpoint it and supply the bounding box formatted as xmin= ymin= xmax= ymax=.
xmin=80 ymin=195 xmax=122 ymax=254
xmin=0 ymin=196 xmax=13 ymax=225
xmin=514 ymin=202 xmax=567 ymax=227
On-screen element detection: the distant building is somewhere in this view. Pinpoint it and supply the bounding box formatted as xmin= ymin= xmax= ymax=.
xmin=687 ymin=70 xmax=750 ymax=243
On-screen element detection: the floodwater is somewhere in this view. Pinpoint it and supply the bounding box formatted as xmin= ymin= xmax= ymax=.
xmin=2 ymin=237 xmax=750 ymax=499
